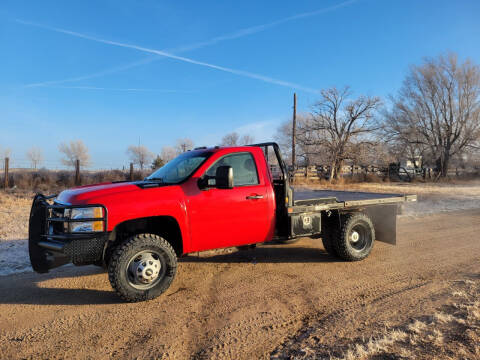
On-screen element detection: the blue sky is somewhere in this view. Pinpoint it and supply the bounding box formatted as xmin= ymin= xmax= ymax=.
xmin=1 ymin=0 xmax=480 ymax=169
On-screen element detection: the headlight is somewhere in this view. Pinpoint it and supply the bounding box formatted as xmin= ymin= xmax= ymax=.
xmin=70 ymin=221 xmax=104 ymax=232
xmin=66 ymin=207 xmax=105 ymax=232
xmin=68 ymin=207 xmax=103 ymax=220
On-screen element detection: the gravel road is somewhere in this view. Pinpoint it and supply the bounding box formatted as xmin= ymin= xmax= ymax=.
xmin=0 ymin=209 xmax=479 ymax=359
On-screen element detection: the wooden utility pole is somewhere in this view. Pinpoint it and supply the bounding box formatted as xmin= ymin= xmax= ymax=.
xmin=4 ymin=157 xmax=9 ymax=189
xmin=292 ymin=93 xmax=297 ymax=169
xmin=129 ymin=163 xmax=134 ymax=181
xmin=75 ymin=159 xmax=80 ymax=186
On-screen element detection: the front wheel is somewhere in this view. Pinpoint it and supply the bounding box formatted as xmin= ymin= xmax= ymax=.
xmin=108 ymin=234 xmax=177 ymax=302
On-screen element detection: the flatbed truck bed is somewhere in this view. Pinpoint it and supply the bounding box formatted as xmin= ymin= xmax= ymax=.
xmin=293 ymin=188 xmax=417 ymax=209
xmin=281 ymin=188 xmax=417 ymax=246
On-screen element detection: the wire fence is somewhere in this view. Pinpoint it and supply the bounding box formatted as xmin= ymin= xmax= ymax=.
xmin=288 ymin=164 xmax=478 ymax=183
xmin=1 ymin=157 xmax=131 ymax=171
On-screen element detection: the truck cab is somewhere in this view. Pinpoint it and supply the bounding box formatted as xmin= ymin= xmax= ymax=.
xmin=29 ymin=142 xmax=415 ymax=302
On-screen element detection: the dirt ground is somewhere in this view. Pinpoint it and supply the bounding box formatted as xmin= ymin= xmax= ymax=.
xmin=0 ymin=199 xmax=479 ymax=358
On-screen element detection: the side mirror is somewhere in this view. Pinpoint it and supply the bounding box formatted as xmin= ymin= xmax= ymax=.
xmin=215 ymin=166 xmax=233 ymax=189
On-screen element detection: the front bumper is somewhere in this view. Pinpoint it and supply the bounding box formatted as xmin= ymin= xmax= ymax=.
xmin=29 ymin=194 xmax=109 ymax=273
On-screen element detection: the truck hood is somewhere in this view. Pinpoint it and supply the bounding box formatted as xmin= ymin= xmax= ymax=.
xmin=56 ymin=181 xmax=157 ymax=204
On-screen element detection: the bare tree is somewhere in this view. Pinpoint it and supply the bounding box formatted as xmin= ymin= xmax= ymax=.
xmin=0 ymin=147 xmax=11 ymax=159
xmin=275 ymin=120 xmax=293 ymax=164
xmin=127 ymin=145 xmax=154 ymax=170
xmin=26 ymin=147 xmax=43 ymax=169
xmin=297 ymin=87 xmax=381 ymax=181
xmin=239 ymin=134 xmax=255 ymax=145
xmin=161 ymin=146 xmax=177 ymax=163
xmin=384 ymin=53 xmax=480 ymax=177
xmin=275 ymin=115 xmax=325 ymax=167
xmin=175 ymin=138 xmax=194 ymax=154
xmin=59 ymin=140 xmax=91 ymax=168
xmin=221 ymin=132 xmax=239 ymax=146
xmin=220 ymin=132 xmax=254 ymax=146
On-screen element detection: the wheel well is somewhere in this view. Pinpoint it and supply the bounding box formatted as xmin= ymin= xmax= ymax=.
xmin=107 ymin=216 xmax=183 ymax=258
xmin=322 ymin=209 xmax=361 ymax=234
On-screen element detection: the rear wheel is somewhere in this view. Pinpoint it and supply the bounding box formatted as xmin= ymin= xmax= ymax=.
xmin=108 ymin=233 xmax=177 ymax=302
xmin=334 ymin=213 xmax=375 ymax=261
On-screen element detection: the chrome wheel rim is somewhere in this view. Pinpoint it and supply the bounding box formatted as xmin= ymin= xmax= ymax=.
xmin=126 ymin=250 xmax=164 ymax=290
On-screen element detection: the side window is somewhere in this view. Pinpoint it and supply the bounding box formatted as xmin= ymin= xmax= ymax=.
xmin=206 ymin=153 xmax=259 ymax=186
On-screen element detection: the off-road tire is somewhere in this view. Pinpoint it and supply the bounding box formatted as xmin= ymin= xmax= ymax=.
xmin=108 ymin=233 xmax=177 ymax=302
xmin=333 ymin=213 xmax=375 ymax=261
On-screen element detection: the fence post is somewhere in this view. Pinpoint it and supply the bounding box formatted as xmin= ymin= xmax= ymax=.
xmin=3 ymin=157 xmax=9 ymax=189
xmin=75 ymin=159 xmax=80 ymax=186
xmin=129 ymin=163 xmax=134 ymax=181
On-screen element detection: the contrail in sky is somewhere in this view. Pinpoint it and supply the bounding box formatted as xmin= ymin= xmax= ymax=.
xmin=24 ymin=57 xmax=157 ymax=88
xmin=44 ymin=85 xmax=194 ymax=92
xmin=18 ymin=0 xmax=356 ymax=91
xmin=162 ymin=0 xmax=357 ymax=53
xmin=16 ymin=19 xmax=320 ymax=93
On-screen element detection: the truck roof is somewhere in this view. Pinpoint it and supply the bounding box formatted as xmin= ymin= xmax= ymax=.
xmin=192 ymin=145 xmax=262 ymax=153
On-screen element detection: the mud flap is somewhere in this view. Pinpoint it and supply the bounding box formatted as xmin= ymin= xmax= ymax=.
xmin=28 ymin=195 xmax=68 ymax=273
xmin=365 ymin=205 xmax=397 ymax=245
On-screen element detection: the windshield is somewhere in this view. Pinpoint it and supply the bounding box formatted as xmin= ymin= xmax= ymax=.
xmin=146 ymin=151 xmax=211 ymax=184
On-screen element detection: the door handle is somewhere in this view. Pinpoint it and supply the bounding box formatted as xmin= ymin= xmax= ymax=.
xmin=246 ymin=194 xmax=264 ymax=200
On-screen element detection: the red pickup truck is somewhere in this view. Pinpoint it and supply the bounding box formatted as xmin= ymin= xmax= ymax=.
xmin=29 ymin=143 xmax=416 ymax=302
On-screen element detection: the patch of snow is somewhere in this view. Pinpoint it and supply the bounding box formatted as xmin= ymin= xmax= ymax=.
xmin=401 ymin=194 xmax=480 ymax=217
xmin=0 ymin=239 xmax=32 ymax=276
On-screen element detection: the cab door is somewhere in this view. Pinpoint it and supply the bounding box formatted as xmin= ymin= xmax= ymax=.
xmin=186 ymin=151 xmax=274 ymax=251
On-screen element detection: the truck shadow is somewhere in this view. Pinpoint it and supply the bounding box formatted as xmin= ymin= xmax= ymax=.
xmin=180 ymin=246 xmax=338 ymax=264
xmin=0 ymin=247 xmax=337 ymax=306
xmin=0 ymin=266 xmax=121 ymax=306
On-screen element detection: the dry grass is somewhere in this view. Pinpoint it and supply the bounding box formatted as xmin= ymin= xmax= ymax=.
xmin=0 ymin=192 xmax=32 ymax=241
xmin=331 ymin=279 xmax=480 ymax=360
xmin=5 ymin=168 xmax=148 ymax=193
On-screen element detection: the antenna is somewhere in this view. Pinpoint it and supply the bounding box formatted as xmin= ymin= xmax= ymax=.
xmin=292 ymin=93 xmax=297 ymax=169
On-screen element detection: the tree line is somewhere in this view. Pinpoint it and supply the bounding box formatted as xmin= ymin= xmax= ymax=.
xmin=276 ymin=53 xmax=480 ymax=180
xmin=127 ymin=133 xmax=256 ymax=170
xmin=1 ymin=131 xmax=256 ymax=172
